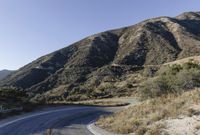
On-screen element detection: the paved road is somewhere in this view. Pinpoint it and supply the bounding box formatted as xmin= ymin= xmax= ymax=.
xmin=0 ymin=106 xmax=121 ymax=135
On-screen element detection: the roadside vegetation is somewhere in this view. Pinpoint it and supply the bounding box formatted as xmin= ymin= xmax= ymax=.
xmin=71 ymin=99 xmax=129 ymax=107
xmin=140 ymin=61 xmax=200 ymax=99
xmin=32 ymin=96 xmax=130 ymax=107
xmin=0 ymin=88 xmax=27 ymax=108
xmin=96 ymin=61 xmax=200 ymax=135
xmin=0 ymin=88 xmax=37 ymax=119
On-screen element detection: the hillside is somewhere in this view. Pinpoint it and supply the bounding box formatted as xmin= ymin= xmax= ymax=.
xmin=164 ymin=55 xmax=200 ymax=65
xmin=0 ymin=70 xmax=13 ymax=80
xmin=0 ymin=11 xmax=200 ymax=102
xmin=96 ymin=61 xmax=200 ymax=134
xmin=97 ymin=88 xmax=200 ymax=135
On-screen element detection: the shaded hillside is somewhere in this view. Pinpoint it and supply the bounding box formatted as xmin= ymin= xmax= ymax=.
xmin=0 ymin=11 xmax=200 ymax=102
xmin=0 ymin=70 xmax=13 ymax=80
xmin=96 ymin=61 xmax=200 ymax=134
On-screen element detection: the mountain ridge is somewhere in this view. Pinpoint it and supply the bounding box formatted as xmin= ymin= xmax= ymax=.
xmin=0 ymin=70 xmax=13 ymax=80
xmin=1 ymin=11 xmax=200 ymax=102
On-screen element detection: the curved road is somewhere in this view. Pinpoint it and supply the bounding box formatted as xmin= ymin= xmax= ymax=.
xmin=0 ymin=106 xmax=121 ymax=135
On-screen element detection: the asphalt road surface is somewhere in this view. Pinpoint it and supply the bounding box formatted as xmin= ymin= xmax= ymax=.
xmin=0 ymin=106 xmax=121 ymax=135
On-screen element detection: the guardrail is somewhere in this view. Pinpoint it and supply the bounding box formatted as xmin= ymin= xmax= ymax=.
xmin=0 ymin=107 xmax=23 ymax=113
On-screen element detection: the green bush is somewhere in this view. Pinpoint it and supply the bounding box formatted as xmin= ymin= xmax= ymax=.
xmin=0 ymin=88 xmax=27 ymax=101
xmin=140 ymin=62 xmax=200 ymax=99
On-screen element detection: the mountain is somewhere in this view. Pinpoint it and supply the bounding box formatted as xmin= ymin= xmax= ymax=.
xmin=0 ymin=70 xmax=13 ymax=80
xmin=0 ymin=11 xmax=200 ymax=102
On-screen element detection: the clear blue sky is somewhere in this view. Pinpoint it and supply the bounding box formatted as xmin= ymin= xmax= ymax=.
xmin=0 ymin=0 xmax=200 ymax=70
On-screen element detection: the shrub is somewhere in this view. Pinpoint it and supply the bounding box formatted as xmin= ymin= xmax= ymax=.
xmin=0 ymin=88 xmax=27 ymax=102
xmin=140 ymin=62 xmax=200 ymax=99
xmin=143 ymin=66 xmax=159 ymax=77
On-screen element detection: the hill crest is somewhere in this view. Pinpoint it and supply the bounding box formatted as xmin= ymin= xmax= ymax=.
xmin=1 ymin=11 xmax=200 ymax=102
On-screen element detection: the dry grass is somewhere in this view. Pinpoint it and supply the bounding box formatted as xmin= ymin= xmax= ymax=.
xmin=72 ymin=100 xmax=130 ymax=107
xmin=164 ymin=55 xmax=200 ymax=66
xmin=145 ymin=123 xmax=168 ymax=135
xmin=96 ymin=88 xmax=200 ymax=134
xmin=45 ymin=98 xmax=130 ymax=107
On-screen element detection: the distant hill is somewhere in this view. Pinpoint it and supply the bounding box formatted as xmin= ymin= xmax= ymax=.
xmin=0 ymin=11 xmax=200 ymax=102
xmin=0 ymin=70 xmax=13 ymax=80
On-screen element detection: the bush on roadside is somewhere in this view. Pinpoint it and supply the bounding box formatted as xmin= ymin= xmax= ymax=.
xmin=96 ymin=89 xmax=200 ymax=134
xmin=140 ymin=61 xmax=200 ymax=99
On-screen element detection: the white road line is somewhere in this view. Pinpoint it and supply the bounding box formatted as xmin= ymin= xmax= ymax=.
xmin=87 ymin=121 xmax=120 ymax=135
xmin=0 ymin=107 xmax=89 ymax=128
xmin=87 ymin=122 xmax=102 ymax=135
xmin=87 ymin=116 xmax=102 ymax=135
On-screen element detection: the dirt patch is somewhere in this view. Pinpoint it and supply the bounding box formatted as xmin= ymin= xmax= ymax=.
xmin=163 ymin=115 xmax=200 ymax=135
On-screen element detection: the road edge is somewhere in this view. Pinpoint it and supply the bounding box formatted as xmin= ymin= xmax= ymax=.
xmin=0 ymin=107 xmax=90 ymax=128
xmin=87 ymin=99 xmax=139 ymax=135
xmin=87 ymin=121 xmax=120 ymax=135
